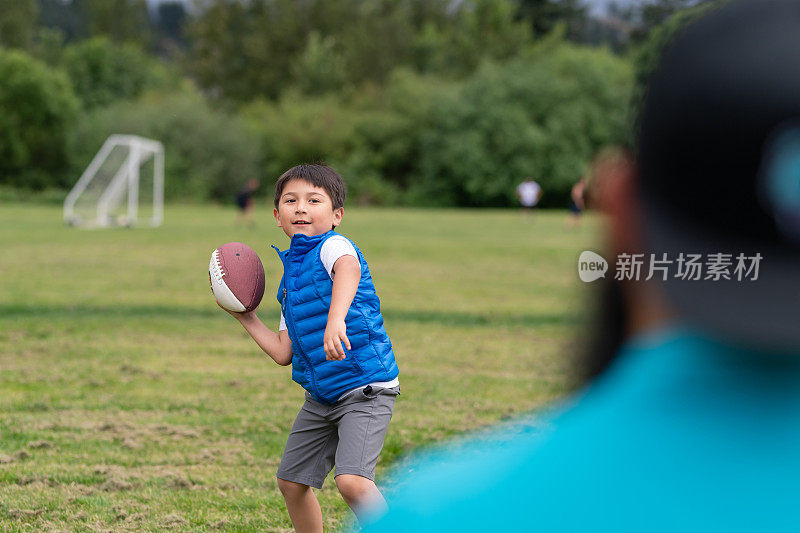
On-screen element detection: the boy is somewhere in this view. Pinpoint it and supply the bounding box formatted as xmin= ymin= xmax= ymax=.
xmin=219 ymin=164 xmax=399 ymax=532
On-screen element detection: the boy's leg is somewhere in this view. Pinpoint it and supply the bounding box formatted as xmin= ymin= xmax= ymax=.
xmin=277 ymin=397 xmax=339 ymax=532
xmin=277 ymin=478 xmax=323 ymax=533
xmin=335 ymin=474 xmax=387 ymax=517
xmin=331 ymin=386 xmax=399 ymax=521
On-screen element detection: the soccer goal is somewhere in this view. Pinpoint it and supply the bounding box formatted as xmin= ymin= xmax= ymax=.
xmin=64 ymin=135 xmax=164 ymax=228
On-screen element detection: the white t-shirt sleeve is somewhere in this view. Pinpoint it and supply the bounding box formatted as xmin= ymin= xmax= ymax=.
xmin=319 ymin=235 xmax=358 ymax=279
xmin=278 ymin=236 xmax=358 ymax=332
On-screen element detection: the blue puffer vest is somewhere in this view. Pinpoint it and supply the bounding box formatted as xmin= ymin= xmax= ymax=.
xmin=272 ymin=230 xmax=398 ymax=404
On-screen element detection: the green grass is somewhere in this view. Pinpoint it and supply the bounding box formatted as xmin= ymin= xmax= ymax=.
xmin=0 ymin=203 xmax=601 ymax=530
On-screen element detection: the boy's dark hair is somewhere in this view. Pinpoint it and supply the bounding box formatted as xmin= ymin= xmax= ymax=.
xmin=273 ymin=164 xmax=346 ymax=210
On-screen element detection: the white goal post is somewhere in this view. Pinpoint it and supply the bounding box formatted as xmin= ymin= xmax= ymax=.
xmin=64 ymin=135 xmax=164 ymax=228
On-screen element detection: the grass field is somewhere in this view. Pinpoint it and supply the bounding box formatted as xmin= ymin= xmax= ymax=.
xmin=0 ymin=203 xmax=600 ymax=531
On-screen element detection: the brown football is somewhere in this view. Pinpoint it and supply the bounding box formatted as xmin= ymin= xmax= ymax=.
xmin=209 ymin=242 xmax=265 ymax=312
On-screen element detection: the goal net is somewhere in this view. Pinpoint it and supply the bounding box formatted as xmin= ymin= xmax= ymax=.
xmin=64 ymin=135 xmax=164 ymax=228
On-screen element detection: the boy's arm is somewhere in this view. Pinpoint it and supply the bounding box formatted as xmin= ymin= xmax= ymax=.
xmin=221 ymin=306 xmax=293 ymax=366
xmin=323 ymin=255 xmax=360 ymax=361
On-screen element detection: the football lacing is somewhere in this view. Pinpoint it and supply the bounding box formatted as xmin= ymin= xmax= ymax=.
xmin=210 ymin=249 xmax=226 ymax=282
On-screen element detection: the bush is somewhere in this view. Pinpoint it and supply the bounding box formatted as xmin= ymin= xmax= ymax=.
xmin=69 ymin=89 xmax=261 ymax=201
xmin=330 ymin=43 xmax=632 ymax=207
xmin=241 ymin=92 xmax=359 ymax=190
xmin=0 ymin=48 xmax=79 ymax=190
xmin=0 ymin=185 xmax=66 ymax=204
xmin=411 ymin=42 xmax=633 ymax=206
xmin=336 ymin=69 xmax=457 ymax=205
xmin=63 ymin=37 xmax=179 ymax=109
xmin=242 ymin=43 xmax=632 ymax=208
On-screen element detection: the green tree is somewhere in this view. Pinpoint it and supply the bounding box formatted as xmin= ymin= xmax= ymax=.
xmin=433 ymin=0 xmax=530 ymax=76
xmin=291 ymin=32 xmax=348 ymax=96
xmin=333 ymin=0 xmax=416 ymax=88
xmin=515 ymin=0 xmax=586 ymax=38
xmin=83 ymin=0 xmax=152 ymax=46
xmin=241 ymin=92 xmax=359 ymax=186
xmin=0 ymin=49 xmax=79 ymax=189
xmin=30 ymin=27 xmax=67 ymax=66
xmin=331 ymin=40 xmax=632 ymax=207
xmin=0 ymin=0 xmax=39 ymax=49
xmin=63 ymin=37 xmax=176 ymax=109
xmin=411 ymin=42 xmax=632 ymax=206
xmin=337 ymin=69 xmax=459 ymax=204
xmin=156 ymin=2 xmax=186 ymax=43
xmin=186 ymin=0 xmax=534 ymax=101
xmin=186 ymin=0 xmax=277 ymax=101
xmin=187 ymin=0 xmax=412 ymax=101
xmin=38 ymin=0 xmax=88 ymax=42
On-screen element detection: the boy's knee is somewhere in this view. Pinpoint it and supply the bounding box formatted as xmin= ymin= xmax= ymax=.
xmin=277 ymin=477 xmax=310 ymax=499
xmin=335 ymin=474 xmax=373 ymax=501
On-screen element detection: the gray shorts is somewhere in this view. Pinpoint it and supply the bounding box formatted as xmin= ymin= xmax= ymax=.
xmin=276 ymin=385 xmax=399 ymax=489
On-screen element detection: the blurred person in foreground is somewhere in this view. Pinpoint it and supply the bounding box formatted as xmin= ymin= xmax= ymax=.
xmin=362 ymin=0 xmax=800 ymax=530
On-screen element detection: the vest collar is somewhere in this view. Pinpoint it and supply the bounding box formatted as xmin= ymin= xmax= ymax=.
xmin=274 ymin=230 xmax=336 ymax=256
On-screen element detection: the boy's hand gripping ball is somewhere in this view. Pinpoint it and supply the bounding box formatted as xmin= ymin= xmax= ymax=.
xmin=209 ymin=242 xmax=265 ymax=312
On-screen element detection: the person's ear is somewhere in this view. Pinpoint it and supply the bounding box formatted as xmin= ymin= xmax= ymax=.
xmin=591 ymin=149 xmax=643 ymax=256
xmin=274 ymin=208 xmax=281 ymax=227
xmin=332 ymin=207 xmax=344 ymax=228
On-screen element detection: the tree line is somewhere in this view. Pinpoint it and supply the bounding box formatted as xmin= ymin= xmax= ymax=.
xmin=0 ymin=0 xmax=716 ymax=207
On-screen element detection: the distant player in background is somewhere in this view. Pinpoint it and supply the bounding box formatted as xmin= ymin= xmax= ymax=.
xmin=515 ymin=178 xmax=542 ymax=215
xmin=235 ymin=178 xmax=260 ymax=228
xmin=567 ymin=177 xmax=587 ymax=227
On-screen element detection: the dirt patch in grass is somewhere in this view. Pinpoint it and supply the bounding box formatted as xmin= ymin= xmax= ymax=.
xmin=146 ymin=468 xmax=201 ymax=490
xmin=100 ymin=478 xmax=134 ymax=492
xmin=0 ymin=449 xmax=30 ymax=463
xmin=161 ymin=513 xmax=187 ymax=528
xmin=6 ymin=411 xmax=208 ymax=444
xmin=8 ymin=508 xmax=45 ymax=519
xmin=65 ymin=483 xmax=96 ymax=501
xmin=10 ymin=475 xmax=97 ymax=503
xmin=92 ymin=465 xmax=136 ymax=492
xmin=192 ymin=438 xmax=256 ymax=466
xmin=15 ymin=475 xmax=59 ymax=488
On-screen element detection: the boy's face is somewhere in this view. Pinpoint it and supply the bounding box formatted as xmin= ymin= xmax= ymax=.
xmin=274 ymin=179 xmax=343 ymax=238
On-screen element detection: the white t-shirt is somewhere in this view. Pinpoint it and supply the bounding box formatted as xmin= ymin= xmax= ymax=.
xmin=278 ymin=235 xmax=399 ymax=400
xmin=517 ymin=180 xmax=541 ymax=207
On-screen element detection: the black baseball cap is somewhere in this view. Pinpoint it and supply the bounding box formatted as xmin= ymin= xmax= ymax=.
xmin=637 ymin=0 xmax=800 ymax=350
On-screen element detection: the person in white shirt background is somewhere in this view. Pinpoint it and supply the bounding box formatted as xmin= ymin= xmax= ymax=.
xmin=515 ymin=177 xmax=542 ymax=215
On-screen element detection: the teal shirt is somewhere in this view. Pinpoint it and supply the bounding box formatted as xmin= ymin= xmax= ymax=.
xmin=364 ymin=327 xmax=800 ymax=532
